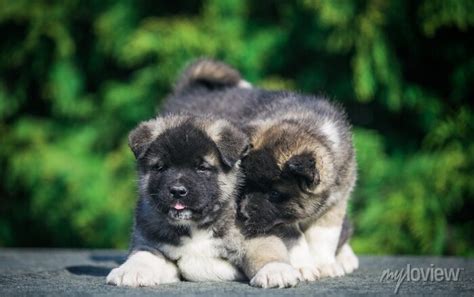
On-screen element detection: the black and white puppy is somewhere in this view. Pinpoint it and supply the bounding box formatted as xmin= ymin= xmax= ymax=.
xmin=106 ymin=114 xmax=249 ymax=286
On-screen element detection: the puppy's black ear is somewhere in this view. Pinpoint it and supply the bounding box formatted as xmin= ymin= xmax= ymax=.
xmin=207 ymin=120 xmax=249 ymax=168
xmin=128 ymin=122 xmax=154 ymax=159
xmin=282 ymin=153 xmax=320 ymax=188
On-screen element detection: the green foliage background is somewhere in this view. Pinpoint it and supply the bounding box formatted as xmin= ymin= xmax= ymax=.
xmin=0 ymin=0 xmax=473 ymax=255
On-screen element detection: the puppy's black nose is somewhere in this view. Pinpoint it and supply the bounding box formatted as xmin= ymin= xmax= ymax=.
xmin=170 ymin=185 xmax=188 ymax=197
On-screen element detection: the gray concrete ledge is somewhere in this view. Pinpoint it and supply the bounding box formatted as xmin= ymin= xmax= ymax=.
xmin=0 ymin=249 xmax=472 ymax=296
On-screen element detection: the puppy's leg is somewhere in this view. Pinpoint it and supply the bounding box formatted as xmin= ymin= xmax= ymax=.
xmin=244 ymin=236 xmax=302 ymax=288
xmin=178 ymin=256 xmax=245 ymax=282
xmin=302 ymin=200 xmax=346 ymax=278
xmin=106 ymin=250 xmax=180 ymax=287
xmin=287 ymin=232 xmax=320 ymax=281
xmin=336 ymin=243 xmax=359 ymax=274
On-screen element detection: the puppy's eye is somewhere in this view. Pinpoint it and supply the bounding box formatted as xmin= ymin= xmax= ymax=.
xmin=196 ymin=162 xmax=212 ymax=173
xmin=268 ymin=191 xmax=287 ymax=203
xmin=269 ymin=191 xmax=280 ymax=201
xmin=152 ymin=163 xmax=166 ymax=172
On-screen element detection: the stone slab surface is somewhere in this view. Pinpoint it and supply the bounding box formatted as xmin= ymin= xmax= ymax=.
xmin=0 ymin=249 xmax=472 ymax=296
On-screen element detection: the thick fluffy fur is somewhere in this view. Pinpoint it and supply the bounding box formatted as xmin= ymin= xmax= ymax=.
xmin=107 ymin=115 xmax=249 ymax=287
xmin=107 ymin=60 xmax=302 ymax=288
xmin=161 ymin=59 xmax=359 ymax=279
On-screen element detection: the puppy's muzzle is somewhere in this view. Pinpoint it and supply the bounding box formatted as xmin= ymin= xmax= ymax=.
xmin=170 ymin=185 xmax=188 ymax=198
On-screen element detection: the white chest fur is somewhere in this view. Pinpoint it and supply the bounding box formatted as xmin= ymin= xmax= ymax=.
xmin=160 ymin=229 xmax=221 ymax=260
xmin=160 ymin=228 xmax=244 ymax=282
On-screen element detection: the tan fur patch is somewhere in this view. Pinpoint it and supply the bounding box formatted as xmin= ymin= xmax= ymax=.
xmin=202 ymin=154 xmax=220 ymax=168
xmin=243 ymin=236 xmax=290 ymax=278
xmin=189 ymin=60 xmax=241 ymax=83
xmin=217 ymin=162 xmax=241 ymax=201
xmin=249 ymin=120 xmax=337 ymax=194
xmin=203 ymin=119 xmax=229 ymax=144
xmin=142 ymin=115 xmax=189 ymax=141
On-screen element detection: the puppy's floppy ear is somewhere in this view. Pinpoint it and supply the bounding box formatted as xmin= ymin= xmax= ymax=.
xmin=128 ymin=122 xmax=154 ymax=159
xmin=282 ymin=153 xmax=320 ymax=188
xmin=206 ymin=120 xmax=249 ymax=168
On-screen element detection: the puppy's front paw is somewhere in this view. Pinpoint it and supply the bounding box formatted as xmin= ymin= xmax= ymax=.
xmin=106 ymin=251 xmax=180 ymax=287
xmin=250 ymin=262 xmax=302 ymax=288
xmin=296 ymin=266 xmax=320 ymax=282
xmin=336 ymin=244 xmax=359 ymax=274
xmin=316 ymin=261 xmax=345 ymax=278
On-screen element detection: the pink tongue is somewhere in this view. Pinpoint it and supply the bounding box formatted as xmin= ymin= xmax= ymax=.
xmin=173 ymin=202 xmax=186 ymax=210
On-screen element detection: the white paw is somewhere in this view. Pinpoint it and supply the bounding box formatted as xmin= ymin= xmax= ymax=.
xmin=296 ymin=266 xmax=320 ymax=282
xmin=250 ymin=262 xmax=302 ymax=288
xmin=287 ymin=235 xmax=319 ymax=282
xmin=106 ymin=251 xmax=180 ymax=287
xmin=178 ymin=256 xmax=245 ymax=282
xmin=316 ymin=261 xmax=345 ymax=278
xmin=336 ymin=244 xmax=359 ymax=274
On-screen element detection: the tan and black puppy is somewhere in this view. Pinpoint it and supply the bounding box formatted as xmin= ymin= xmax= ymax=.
xmin=164 ymin=59 xmax=360 ymax=279
xmin=107 ymin=61 xmax=303 ymax=288
xmin=238 ymin=97 xmax=359 ymax=277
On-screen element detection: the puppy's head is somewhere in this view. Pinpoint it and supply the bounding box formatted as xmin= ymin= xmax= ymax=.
xmin=130 ymin=115 xmax=249 ymax=226
xmin=239 ymin=120 xmax=335 ymax=233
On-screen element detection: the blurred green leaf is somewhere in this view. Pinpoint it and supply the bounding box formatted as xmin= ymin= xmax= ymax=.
xmin=0 ymin=0 xmax=472 ymax=255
